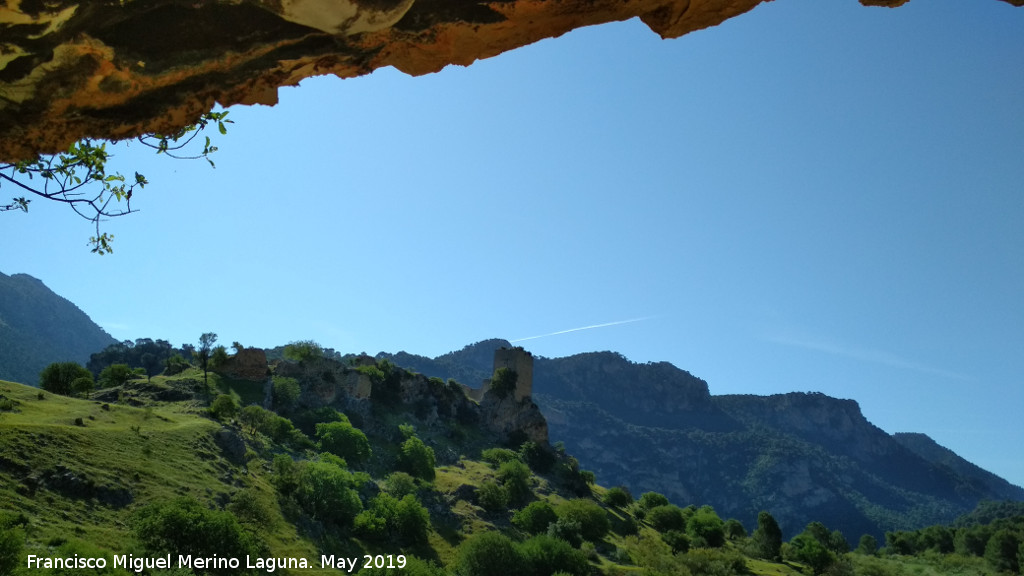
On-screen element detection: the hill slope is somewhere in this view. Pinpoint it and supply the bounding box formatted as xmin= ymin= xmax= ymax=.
xmin=380 ymin=340 xmax=1024 ymax=540
xmin=0 ymin=271 xmax=116 ymax=386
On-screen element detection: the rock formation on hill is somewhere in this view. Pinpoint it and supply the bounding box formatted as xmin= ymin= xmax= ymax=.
xmin=381 ymin=339 xmax=1024 ymax=540
xmin=2 ymin=0 xmax=1021 ymax=161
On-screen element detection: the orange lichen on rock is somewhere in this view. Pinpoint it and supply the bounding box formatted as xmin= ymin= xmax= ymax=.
xmin=0 ymin=0 xmax=1020 ymax=161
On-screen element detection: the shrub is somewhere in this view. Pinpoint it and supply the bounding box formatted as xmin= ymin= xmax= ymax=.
xmin=724 ymin=519 xmax=747 ymax=540
xmin=98 ymin=363 xmax=134 ymax=388
xmin=316 ymin=421 xmax=371 ymax=467
xmin=514 ymin=501 xmax=558 ymax=535
xmin=518 ymin=441 xmax=556 ymax=473
xmin=239 ymin=405 xmax=273 ymax=436
xmin=134 ymin=497 xmax=264 ymax=575
xmin=661 ymin=530 xmax=690 ymax=554
xmin=519 ymin=534 xmax=590 ymax=576
xmin=210 ymin=346 xmax=229 ymax=369
xmin=547 ymin=518 xmax=584 ymax=548
xmin=228 ymin=489 xmax=274 ymax=529
xmin=394 ymin=495 xmax=431 ymax=544
xmin=457 ymin=532 xmax=524 ymax=576
xmin=272 ymin=377 xmax=301 ymax=409
xmin=686 ymin=505 xmax=725 ymax=548
xmin=481 ymin=448 xmax=519 ymax=467
xmin=602 ymin=486 xmax=633 ymax=508
xmin=646 ymin=504 xmax=686 ymax=532
xmin=752 ymin=510 xmax=783 ymax=561
xmin=209 ymin=394 xmax=238 ymax=420
xmin=39 ymin=362 xmax=92 ymax=396
xmin=384 ymin=472 xmax=418 ymax=498
xmin=489 ymin=367 xmax=518 ymax=399
xmin=984 ymin=529 xmax=1021 ymax=574
xmin=70 ymin=375 xmax=95 ymax=397
xmin=498 ymin=459 xmax=532 ymax=506
xmin=165 ymin=353 xmax=190 ymax=375
xmin=638 ymin=492 xmax=670 ymax=510
xmin=557 ymin=499 xmax=609 ymax=542
xmin=476 ymin=481 xmax=508 ymax=512
xmin=857 ymin=534 xmax=878 ymax=556
xmin=398 ymin=436 xmax=436 ymax=480
xmin=283 ymin=340 xmax=324 ymax=363
xmin=678 ymin=548 xmax=748 ymax=576
xmin=0 ymin=519 xmax=24 ymax=575
xmin=293 ymin=461 xmax=362 ymax=527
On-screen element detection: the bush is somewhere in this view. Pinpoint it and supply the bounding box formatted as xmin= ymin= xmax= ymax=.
xmin=0 ymin=519 xmax=24 ymax=576
xmin=394 ymin=495 xmax=431 ymax=544
xmin=638 ymin=492 xmax=670 ymax=510
xmin=678 ymin=548 xmax=748 ymax=576
xmin=557 ymin=499 xmax=609 ymax=542
xmin=724 ymin=519 xmax=747 ymax=540
xmin=519 ymin=534 xmax=590 ymax=576
xmin=239 ymin=405 xmax=273 ymax=436
xmin=457 ymin=532 xmax=525 ymax=576
xmin=165 ymin=353 xmax=190 ymax=375
xmin=481 ymin=448 xmax=519 ymax=467
xmin=272 ymin=377 xmax=301 ymax=409
xmin=646 ymin=504 xmax=686 ymax=532
xmin=384 ymin=472 xmax=418 ymax=498
xmin=134 ymin=497 xmax=264 ymax=575
xmin=283 ymin=340 xmax=324 ymax=363
xmin=228 ymin=489 xmax=274 ymax=529
xmin=518 ymin=441 xmax=556 ymax=473
xmin=602 ymin=486 xmax=633 ymax=508
xmin=293 ymin=461 xmax=363 ymax=527
xmin=857 ymin=534 xmax=878 ymax=555
xmin=398 ymin=436 xmax=436 ymax=480
xmin=661 ymin=530 xmax=690 ymax=554
xmin=489 ymin=367 xmax=518 ymax=398
xmin=686 ymin=505 xmax=725 ymax=548
xmin=476 ymin=481 xmax=508 ymax=512
xmin=984 ymin=529 xmax=1021 ymax=574
xmin=98 ymin=363 xmax=134 ymax=388
xmin=70 ymin=375 xmax=95 ymax=397
xmin=514 ymin=501 xmax=558 ymax=535
xmin=498 ymin=459 xmax=532 ymax=506
xmin=316 ymin=421 xmax=371 ymax=467
xmin=209 ymin=394 xmax=238 ymax=420
xmin=39 ymin=362 xmax=92 ymax=396
xmin=547 ymin=518 xmax=584 ymax=548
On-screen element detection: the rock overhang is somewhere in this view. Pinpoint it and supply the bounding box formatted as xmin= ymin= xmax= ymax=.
xmin=1 ymin=0 xmax=1021 ymax=161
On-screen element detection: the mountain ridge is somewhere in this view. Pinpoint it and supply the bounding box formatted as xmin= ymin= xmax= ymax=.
xmin=0 ymin=271 xmax=117 ymax=386
xmin=378 ymin=339 xmax=1024 ymax=539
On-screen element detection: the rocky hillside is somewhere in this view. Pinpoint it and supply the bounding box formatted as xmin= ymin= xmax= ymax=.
xmin=893 ymin=432 xmax=1024 ymax=502
xmin=0 ymin=271 xmax=116 ymax=386
xmin=382 ymin=340 xmax=1024 ymax=540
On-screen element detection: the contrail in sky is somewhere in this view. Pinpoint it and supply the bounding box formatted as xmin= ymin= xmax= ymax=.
xmin=511 ymin=316 xmax=655 ymax=343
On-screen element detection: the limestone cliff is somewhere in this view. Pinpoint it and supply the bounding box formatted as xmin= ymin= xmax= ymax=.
xmin=2 ymin=0 xmax=1020 ymax=161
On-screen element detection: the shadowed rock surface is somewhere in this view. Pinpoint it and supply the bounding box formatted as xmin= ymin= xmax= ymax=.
xmin=3 ymin=0 xmax=1020 ymax=161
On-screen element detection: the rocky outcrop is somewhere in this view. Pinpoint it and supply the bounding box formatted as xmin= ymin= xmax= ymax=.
xmin=4 ymin=0 xmax=1020 ymax=161
xmin=479 ymin=389 xmax=548 ymax=445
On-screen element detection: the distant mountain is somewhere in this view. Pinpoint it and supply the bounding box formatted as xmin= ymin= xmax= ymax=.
xmin=380 ymin=340 xmax=1024 ymax=540
xmin=893 ymin=432 xmax=1024 ymax=501
xmin=0 ymin=271 xmax=116 ymax=385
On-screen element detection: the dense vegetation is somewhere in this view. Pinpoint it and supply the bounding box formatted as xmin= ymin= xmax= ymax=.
xmin=2 ymin=337 xmax=1022 ymax=576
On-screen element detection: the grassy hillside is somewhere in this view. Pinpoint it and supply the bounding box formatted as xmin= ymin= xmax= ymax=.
xmin=2 ymin=362 xmax=1020 ymax=576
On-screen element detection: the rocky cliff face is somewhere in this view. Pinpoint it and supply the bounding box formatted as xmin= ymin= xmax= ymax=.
xmin=4 ymin=0 xmax=1020 ymax=161
xmin=380 ymin=339 xmax=1024 ymax=540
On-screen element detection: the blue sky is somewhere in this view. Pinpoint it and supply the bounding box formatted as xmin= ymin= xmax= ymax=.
xmin=3 ymin=0 xmax=1023 ymax=486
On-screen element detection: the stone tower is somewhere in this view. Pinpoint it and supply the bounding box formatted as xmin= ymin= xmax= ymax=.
xmin=493 ymin=346 xmax=533 ymax=401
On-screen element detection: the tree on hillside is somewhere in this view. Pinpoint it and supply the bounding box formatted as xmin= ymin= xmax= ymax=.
xmin=99 ymin=363 xmax=134 ymax=388
xmin=197 ymin=332 xmax=217 ymax=386
xmin=985 ymin=529 xmax=1021 ymax=573
xmin=753 ymin=511 xmax=783 ymax=561
xmin=1 ymin=112 xmax=230 ymax=254
xmin=857 ymin=534 xmax=878 ymax=555
xmin=39 ymin=362 xmax=92 ymax=396
xmin=283 ymin=340 xmax=324 ymax=364
xmin=489 ymin=367 xmax=518 ymax=399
